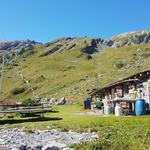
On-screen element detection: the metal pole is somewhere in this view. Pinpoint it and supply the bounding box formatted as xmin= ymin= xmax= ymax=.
xmin=0 ymin=55 xmax=5 ymax=92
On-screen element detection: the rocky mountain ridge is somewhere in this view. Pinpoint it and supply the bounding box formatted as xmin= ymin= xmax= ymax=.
xmin=108 ymin=30 xmax=150 ymax=47
xmin=41 ymin=30 xmax=150 ymax=56
xmin=0 ymin=30 xmax=150 ymax=56
xmin=0 ymin=40 xmax=40 ymax=53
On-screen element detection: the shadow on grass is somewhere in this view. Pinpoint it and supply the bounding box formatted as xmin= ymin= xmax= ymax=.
xmin=0 ymin=117 xmax=63 ymax=125
xmin=49 ymin=110 xmax=59 ymax=113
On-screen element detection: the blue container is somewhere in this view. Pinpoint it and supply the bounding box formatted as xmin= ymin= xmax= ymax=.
xmin=135 ymin=99 xmax=146 ymax=116
xmin=84 ymin=98 xmax=91 ymax=109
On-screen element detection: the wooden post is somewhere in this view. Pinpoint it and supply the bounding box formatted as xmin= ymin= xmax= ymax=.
xmin=42 ymin=103 xmax=44 ymax=118
xmin=122 ymin=84 xmax=124 ymax=97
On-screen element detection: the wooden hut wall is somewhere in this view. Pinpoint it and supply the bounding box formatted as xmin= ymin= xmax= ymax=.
xmin=111 ymin=87 xmax=116 ymax=100
xmin=90 ymin=70 xmax=150 ymax=107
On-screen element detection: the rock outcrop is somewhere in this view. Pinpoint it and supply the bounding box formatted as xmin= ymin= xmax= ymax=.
xmin=40 ymin=37 xmax=104 ymax=56
xmin=40 ymin=30 xmax=150 ymax=56
xmin=106 ymin=30 xmax=150 ymax=47
xmin=0 ymin=40 xmax=40 ymax=52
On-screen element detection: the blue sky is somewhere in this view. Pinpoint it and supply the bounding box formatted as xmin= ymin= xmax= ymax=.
xmin=0 ymin=0 xmax=150 ymax=43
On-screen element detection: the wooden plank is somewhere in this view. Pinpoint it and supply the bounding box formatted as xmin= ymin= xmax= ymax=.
xmin=0 ymin=108 xmax=51 ymax=113
xmin=7 ymin=106 xmax=51 ymax=110
xmin=0 ymin=102 xmax=50 ymax=107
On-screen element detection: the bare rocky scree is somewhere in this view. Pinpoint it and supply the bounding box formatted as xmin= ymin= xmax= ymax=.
xmin=0 ymin=128 xmax=98 ymax=150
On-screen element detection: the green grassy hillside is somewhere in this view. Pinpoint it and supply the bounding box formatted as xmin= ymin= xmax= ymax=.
xmin=1 ymin=38 xmax=150 ymax=103
xmin=0 ymin=105 xmax=150 ymax=150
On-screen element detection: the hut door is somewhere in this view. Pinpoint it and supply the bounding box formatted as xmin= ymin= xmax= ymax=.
xmin=124 ymin=83 xmax=129 ymax=97
xmin=111 ymin=88 xmax=116 ymax=100
xmin=143 ymin=82 xmax=150 ymax=108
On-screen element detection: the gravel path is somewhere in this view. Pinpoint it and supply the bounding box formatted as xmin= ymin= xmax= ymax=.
xmin=0 ymin=128 xmax=98 ymax=150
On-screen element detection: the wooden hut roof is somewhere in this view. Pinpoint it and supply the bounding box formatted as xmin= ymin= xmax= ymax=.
xmin=89 ymin=69 xmax=150 ymax=95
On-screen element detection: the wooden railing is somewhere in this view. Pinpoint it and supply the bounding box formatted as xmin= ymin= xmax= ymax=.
xmin=0 ymin=103 xmax=51 ymax=117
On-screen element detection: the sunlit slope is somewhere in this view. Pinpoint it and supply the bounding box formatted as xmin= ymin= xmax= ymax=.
xmin=1 ymin=42 xmax=150 ymax=103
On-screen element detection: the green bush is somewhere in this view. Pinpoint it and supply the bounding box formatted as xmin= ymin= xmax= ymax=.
xmin=11 ymin=87 xmax=25 ymax=95
xmin=86 ymin=54 xmax=92 ymax=60
xmin=22 ymin=98 xmax=36 ymax=106
xmin=141 ymin=52 xmax=150 ymax=58
xmin=115 ymin=61 xmax=127 ymax=69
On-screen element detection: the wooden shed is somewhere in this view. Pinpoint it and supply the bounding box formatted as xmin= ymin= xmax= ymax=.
xmin=89 ymin=70 xmax=150 ymax=110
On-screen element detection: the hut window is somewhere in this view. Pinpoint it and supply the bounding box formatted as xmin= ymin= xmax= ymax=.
xmin=124 ymin=83 xmax=129 ymax=95
xmin=116 ymin=85 xmax=123 ymax=97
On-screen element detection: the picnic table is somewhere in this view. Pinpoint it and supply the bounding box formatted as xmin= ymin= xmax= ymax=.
xmin=0 ymin=103 xmax=52 ymax=117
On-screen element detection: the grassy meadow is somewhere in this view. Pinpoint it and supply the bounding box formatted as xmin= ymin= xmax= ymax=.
xmin=0 ymin=105 xmax=150 ymax=150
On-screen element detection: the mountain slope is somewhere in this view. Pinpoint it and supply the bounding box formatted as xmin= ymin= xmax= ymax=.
xmin=0 ymin=31 xmax=150 ymax=103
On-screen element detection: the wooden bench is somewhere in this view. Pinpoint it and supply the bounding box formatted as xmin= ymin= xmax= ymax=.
xmin=0 ymin=103 xmax=52 ymax=117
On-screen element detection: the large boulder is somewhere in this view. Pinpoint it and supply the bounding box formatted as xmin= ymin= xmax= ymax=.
xmin=57 ymin=97 xmax=66 ymax=105
xmin=49 ymin=98 xmax=58 ymax=105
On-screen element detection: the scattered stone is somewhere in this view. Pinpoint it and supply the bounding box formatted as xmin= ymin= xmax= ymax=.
xmin=0 ymin=128 xmax=98 ymax=150
xmin=49 ymin=98 xmax=58 ymax=105
xmin=47 ymin=97 xmax=67 ymax=105
xmin=57 ymin=97 xmax=66 ymax=105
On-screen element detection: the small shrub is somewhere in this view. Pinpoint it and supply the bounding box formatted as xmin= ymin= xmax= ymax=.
xmin=35 ymin=75 xmax=46 ymax=83
xmin=132 ymin=53 xmax=138 ymax=60
xmin=64 ymin=66 xmax=76 ymax=71
xmin=7 ymin=114 xmax=15 ymax=118
xmin=141 ymin=52 xmax=150 ymax=58
xmin=81 ymin=46 xmax=97 ymax=54
xmin=86 ymin=54 xmax=92 ymax=60
xmin=60 ymin=128 xmax=69 ymax=132
xmin=12 ymin=63 xmax=19 ymax=66
xmin=23 ymin=128 xmax=35 ymax=134
xmin=115 ymin=61 xmax=127 ymax=69
xmin=11 ymin=87 xmax=25 ymax=95
xmin=22 ymin=98 xmax=36 ymax=106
